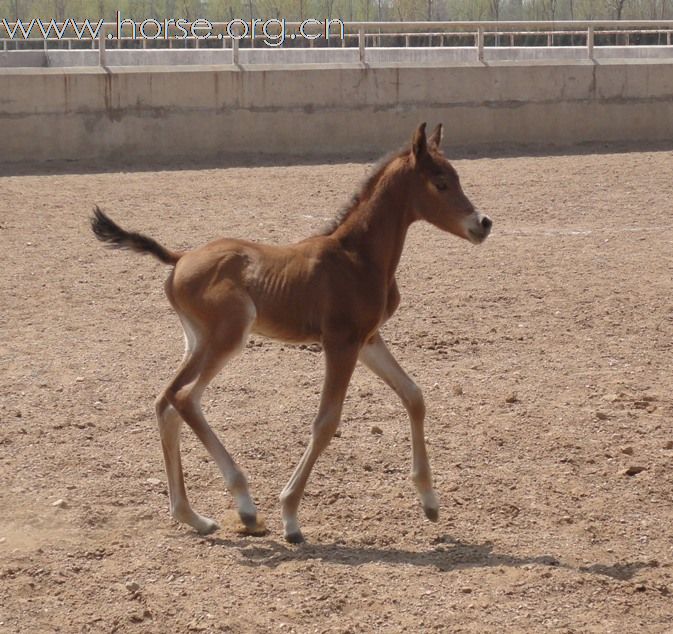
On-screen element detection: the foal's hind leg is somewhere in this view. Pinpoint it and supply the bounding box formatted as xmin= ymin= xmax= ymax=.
xmin=359 ymin=332 xmax=439 ymax=521
xmin=157 ymin=299 xmax=257 ymax=533
xmin=156 ymin=396 xmax=219 ymax=534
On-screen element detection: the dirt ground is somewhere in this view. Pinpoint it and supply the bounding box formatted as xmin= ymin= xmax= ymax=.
xmin=1 ymin=147 xmax=673 ymax=634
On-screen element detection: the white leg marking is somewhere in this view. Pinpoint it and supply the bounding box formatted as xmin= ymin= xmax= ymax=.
xmin=359 ymin=334 xmax=439 ymax=521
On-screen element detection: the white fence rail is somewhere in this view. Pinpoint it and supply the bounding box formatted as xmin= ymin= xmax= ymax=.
xmin=1 ymin=20 xmax=672 ymax=65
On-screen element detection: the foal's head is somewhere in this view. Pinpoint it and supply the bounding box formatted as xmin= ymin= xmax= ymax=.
xmin=407 ymin=123 xmax=492 ymax=244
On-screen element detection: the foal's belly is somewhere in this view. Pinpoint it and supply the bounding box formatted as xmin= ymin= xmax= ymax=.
xmin=249 ymin=298 xmax=323 ymax=344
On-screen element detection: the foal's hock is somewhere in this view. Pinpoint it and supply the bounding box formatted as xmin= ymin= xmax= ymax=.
xmin=91 ymin=123 xmax=492 ymax=543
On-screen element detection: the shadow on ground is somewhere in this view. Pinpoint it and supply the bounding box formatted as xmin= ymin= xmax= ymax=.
xmin=200 ymin=534 xmax=655 ymax=581
xmin=2 ymin=140 xmax=672 ymax=177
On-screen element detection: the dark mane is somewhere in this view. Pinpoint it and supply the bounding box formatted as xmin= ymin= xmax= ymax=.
xmin=316 ymin=148 xmax=409 ymax=236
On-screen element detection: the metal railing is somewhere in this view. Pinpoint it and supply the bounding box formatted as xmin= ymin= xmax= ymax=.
xmin=1 ymin=20 xmax=672 ymax=65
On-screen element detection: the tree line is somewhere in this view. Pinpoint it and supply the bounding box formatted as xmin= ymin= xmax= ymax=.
xmin=1 ymin=0 xmax=671 ymax=22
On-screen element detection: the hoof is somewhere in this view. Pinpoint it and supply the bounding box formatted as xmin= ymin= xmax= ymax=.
xmin=285 ymin=530 xmax=305 ymax=544
xmin=424 ymin=506 xmax=439 ymax=522
xmin=237 ymin=513 xmax=268 ymax=537
xmin=196 ymin=518 xmax=220 ymax=535
xmin=221 ymin=510 xmax=267 ymax=536
xmin=239 ymin=511 xmax=258 ymax=530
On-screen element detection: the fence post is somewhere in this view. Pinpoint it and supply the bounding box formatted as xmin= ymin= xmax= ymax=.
xmin=232 ymin=34 xmax=239 ymax=64
xmin=477 ymin=26 xmax=484 ymax=62
xmin=98 ymin=23 xmax=107 ymax=66
xmin=359 ymin=27 xmax=365 ymax=63
xmin=587 ymin=25 xmax=594 ymax=59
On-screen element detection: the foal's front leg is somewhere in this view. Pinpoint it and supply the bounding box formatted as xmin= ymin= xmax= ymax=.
xmin=359 ymin=332 xmax=439 ymax=521
xmin=279 ymin=341 xmax=359 ymax=543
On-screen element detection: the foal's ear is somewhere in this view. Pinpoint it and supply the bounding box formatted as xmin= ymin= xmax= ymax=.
xmin=428 ymin=123 xmax=443 ymax=148
xmin=412 ymin=122 xmax=428 ymax=160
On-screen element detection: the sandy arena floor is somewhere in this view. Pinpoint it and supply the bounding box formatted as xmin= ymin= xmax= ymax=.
xmin=1 ymin=148 xmax=673 ymax=633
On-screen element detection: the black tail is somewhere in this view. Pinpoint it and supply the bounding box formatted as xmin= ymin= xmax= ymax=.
xmin=90 ymin=206 xmax=181 ymax=266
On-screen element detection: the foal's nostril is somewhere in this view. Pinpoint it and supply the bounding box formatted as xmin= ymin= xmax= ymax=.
xmin=481 ymin=216 xmax=493 ymax=231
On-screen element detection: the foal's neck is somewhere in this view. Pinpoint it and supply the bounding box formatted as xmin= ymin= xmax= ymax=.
xmin=333 ymin=165 xmax=417 ymax=282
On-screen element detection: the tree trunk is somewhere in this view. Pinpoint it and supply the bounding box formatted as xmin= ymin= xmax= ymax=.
xmin=55 ymin=0 xmax=66 ymax=22
xmin=616 ymin=0 xmax=625 ymax=20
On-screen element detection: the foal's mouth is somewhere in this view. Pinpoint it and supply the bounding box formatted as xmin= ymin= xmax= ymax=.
xmin=468 ymin=227 xmax=491 ymax=244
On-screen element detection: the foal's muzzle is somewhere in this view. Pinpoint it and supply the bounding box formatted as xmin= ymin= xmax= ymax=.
xmin=467 ymin=213 xmax=493 ymax=244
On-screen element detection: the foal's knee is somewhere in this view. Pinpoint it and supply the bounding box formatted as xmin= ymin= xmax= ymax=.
xmin=155 ymin=393 xmax=171 ymax=420
xmin=311 ymin=414 xmax=340 ymax=451
xmin=155 ymin=393 xmax=174 ymax=428
xmin=402 ymin=382 xmax=425 ymax=422
xmin=164 ymin=384 xmax=195 ymax=416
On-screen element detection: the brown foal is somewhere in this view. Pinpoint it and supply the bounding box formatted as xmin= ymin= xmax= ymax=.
xmin=91 ymin=123 xmax=492 ymax=543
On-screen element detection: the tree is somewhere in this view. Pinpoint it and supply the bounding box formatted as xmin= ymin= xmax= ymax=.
xmin=54 ymin=0 xmax=66 ymax=21
xmin=394 ymin=0 xmax=424 ymax=20
xmin=608 ymin=0 xmax=629 ymax=18
xmin=544 ymin=0 xmax=558 ymax=19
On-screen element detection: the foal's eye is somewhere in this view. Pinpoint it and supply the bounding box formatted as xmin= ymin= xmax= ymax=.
xmin=435 ymin=182 xmax=447 ymax=191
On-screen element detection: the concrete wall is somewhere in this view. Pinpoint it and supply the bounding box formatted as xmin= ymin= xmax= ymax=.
xmin=2 ymin=45 xmax=673 ymax=68
xmin=1 ymin=59 xmax=673 ymax=166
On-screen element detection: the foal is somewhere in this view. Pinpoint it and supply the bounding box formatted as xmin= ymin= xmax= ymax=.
xmin=91 ymin=123 xmax=492 ymax=543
